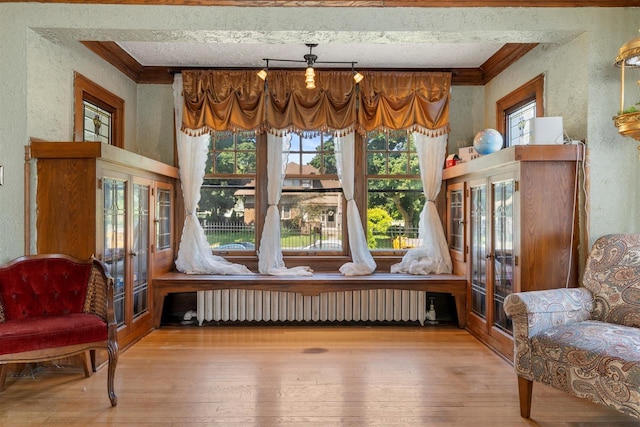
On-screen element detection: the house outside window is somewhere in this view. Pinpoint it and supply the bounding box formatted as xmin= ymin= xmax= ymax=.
xmin=282 ymin=132 xmax=343 ymax=251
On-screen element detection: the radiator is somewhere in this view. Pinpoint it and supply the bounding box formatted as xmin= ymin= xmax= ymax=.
xmin=195 ymin=289 xmax=428 ymax=326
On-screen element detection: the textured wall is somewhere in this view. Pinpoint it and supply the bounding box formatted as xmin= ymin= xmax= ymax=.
xmin=0 ymin=4 xmax=639 ymax=264
xmin=27 ymin=31 xmax=139 ymax=144
xmin=136 ymin=85 xmax=175 ymax=164
xmin=449 ymin=86 xmax=484 ymax=154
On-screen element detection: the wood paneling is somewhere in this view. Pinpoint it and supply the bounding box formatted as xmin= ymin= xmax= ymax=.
xmin=36 ymin=158 xmax=97 ymax=259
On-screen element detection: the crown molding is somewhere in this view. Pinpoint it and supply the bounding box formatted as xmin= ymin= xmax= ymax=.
xmin=81 ymin=41 xmax=539 ymax=85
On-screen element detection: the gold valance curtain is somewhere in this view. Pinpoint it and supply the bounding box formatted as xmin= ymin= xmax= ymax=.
xmin=180 ymin=69 xmax=451 ymax=135
xmin=266 ymin=70 xmax=357 ymax=134
xmin=358 ymin=71 xmax=451 ymax=136
xmin=181 ymin=70 xmax=265 ymax=135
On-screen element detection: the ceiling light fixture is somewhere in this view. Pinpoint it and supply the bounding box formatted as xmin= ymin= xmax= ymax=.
xmin=257 ymin=44 xmax=363 ymax=89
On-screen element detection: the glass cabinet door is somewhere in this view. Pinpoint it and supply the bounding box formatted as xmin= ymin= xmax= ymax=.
xmin=492 ymin=179 xmax=515 ymax=335
xmin=447 ymin=183 xmax=465 ymax=261
xmin=469 ymin=182 xmax=487 ymax=319
xmin=155 ymin=186 xmax=172 ymax=251
xmin=103 ymin=178 xmax=127 ymax=326
xmin=132 ymin=182 xmax=150 ymax=320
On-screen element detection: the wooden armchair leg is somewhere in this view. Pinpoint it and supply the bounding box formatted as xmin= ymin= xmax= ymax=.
xmin=0 ymin=364 xmax=8 ymax=392
xmin=517 ymin=375 xmax=533 ymax=418
xmin=107 ymin=341 xmax=119 ymax=407
xmin=80 ymin=351 xmax=92 ymax=378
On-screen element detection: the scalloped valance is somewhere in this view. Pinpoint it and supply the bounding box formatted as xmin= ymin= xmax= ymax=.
xmin=180 ymin=69 xmax=451 ymax=136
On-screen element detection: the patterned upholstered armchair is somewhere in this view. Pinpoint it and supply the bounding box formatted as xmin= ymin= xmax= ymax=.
xmin=504 ymin=234 xmax=640 ymax=420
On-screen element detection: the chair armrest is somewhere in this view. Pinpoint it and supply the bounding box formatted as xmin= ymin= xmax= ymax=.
xmin=504 ymin=288 xmax=593 ymax=338
xmin=84 ymin=259 xmax=115 ymax=323
xmin=504 ymin=288 xmax=593 ymax=371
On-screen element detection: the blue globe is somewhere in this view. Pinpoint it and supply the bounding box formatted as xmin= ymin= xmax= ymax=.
xmin=473 ymin=129 xmax=504 ymax=155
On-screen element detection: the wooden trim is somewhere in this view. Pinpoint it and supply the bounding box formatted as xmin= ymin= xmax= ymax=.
xmin=495 ymin=73 xmax=545 ymax=139
xmin=80 ymin=41 xmax=143 ymax=82
xmin=73 ymin=72 xmax=125 ymax=148
xmin=23 ymin=146 xmax=31 ymax=256
xmin=442 ymin=144 xmax=584 ymax=180
xmin=10 ymin=0 xmax=638 ymax=6
xmin=481 ymin=43 xmax=539 ymax=84
xmin=30 ymin=141 xmax=180 ymax=178
xmin=81 ymin=41 xmax=538 ymax=86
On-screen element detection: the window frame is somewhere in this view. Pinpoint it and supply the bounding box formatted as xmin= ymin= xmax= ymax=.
xmin=196 ymin=128 xmax=431 ymax=267
xmin=281 ymin=132 xmax=346 ymax=255
xmin=201 ymin=132 xmax=258 ymax=255
xmin=74 ymin=72 xmax=125 ymax=148
xmin=496 ymin=74 xmax=544 ymax=146
xmin=364 ymin=129 xmax=423 ymax=255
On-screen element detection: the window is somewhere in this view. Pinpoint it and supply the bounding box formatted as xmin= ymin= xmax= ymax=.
xmin=197 ymin=128 xmax=429 ymax=259
xmin=366 ymin=130 xmax=424 ymax=251
xmin=282 ymin=132 xmax=343 ymax=252
xmin=506 ymin=100 xmax=536 ymax=146
xmin=496 ymin=74 xmax=544 ymax=147
xmin=199 ymin=131 xmax=257 ymax=252
xmin=74 ymin=72 xmax=124 ymax=148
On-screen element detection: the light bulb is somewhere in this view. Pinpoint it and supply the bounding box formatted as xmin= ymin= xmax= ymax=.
xmin=305 ymin=67 xmax=316 ymax=89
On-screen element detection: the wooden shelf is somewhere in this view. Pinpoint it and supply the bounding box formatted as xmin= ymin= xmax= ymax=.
xmin=443 ymin=144 xmax=584 ymax=180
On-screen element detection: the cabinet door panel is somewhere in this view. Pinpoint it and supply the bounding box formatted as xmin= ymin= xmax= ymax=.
xmin=469 ymin=181 xmax=487 ymax=319
xmin=103 ymin=177 xmax=127 ymax=326
xmin=492 ymin=178 xmax=515 ymax=335
xmin=447 ymin=182 xmax=465 ymax=263
xmin=132 ymin=181 xmax=151 ymax=319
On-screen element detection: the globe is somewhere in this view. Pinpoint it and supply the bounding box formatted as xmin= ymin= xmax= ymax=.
xmin=473 ymin=129 xmax=504 ymax=155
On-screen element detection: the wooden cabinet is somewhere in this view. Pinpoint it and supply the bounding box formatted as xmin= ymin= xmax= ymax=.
xmin=443 ymin=145 xmax=583 ymax=361
xmin=30 ymin=142 xmax=178 ymax=351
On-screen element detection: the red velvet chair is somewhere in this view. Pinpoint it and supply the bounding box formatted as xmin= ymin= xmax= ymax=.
xmin=0 ymin=254 xmax=118 ymax=406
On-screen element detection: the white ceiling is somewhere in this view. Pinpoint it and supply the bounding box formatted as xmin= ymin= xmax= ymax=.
xmin=117 ymin=41 xmax=506 ymax=69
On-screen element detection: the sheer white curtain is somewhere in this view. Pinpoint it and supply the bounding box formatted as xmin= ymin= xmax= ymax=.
xmin=258 ymin=132 xmax=313 ymax=276
xmin=334 ymin=132 xmax=376 ymax=276
xmin=391 ymin=132 xmax=452 ymax=275
xmin=173 ymin=75 xmax=253 ymax=275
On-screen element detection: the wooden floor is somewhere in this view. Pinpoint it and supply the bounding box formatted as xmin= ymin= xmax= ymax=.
xmin=1 ymin=325 xmax=639 ymax=426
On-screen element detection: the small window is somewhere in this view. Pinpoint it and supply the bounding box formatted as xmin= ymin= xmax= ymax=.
xmin=496 ymin=74 xmax=544 ymax=147
xmin=83 ymin=101 xmax=112 ymax=143
xmin=506 ymin=100 xmax=536 ymax=146
xmin=74 ymin=72 xmax=124 ymax=147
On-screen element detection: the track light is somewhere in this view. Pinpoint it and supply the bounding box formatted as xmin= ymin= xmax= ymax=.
xmin=261 ymin=44 xmax=363 ymax=89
